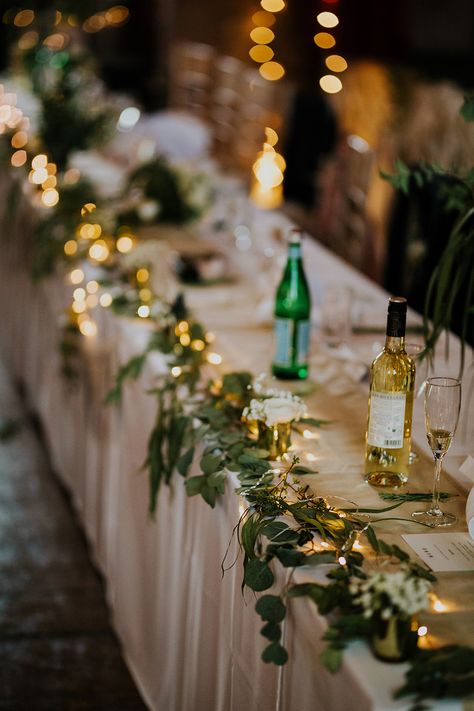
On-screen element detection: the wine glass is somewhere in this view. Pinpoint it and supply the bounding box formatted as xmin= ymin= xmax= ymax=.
xmin=405 ymin=343 xmax=429 ymax=464
xmin=412 ymin=377 xmax=461 ymax=527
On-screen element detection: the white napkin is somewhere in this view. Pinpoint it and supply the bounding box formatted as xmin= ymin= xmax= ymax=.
xmin=467 ymin=488 xmax=474 ymax=540
xmin=460 ymin=456 xmax=474 ymax=540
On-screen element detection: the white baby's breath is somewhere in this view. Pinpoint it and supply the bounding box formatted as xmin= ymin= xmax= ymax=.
xmin=350 ymin=570 xmax=431 ymax=619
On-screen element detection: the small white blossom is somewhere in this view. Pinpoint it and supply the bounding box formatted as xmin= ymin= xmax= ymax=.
xmin=243 ymin=394 xmax=307 ymax=426
xmin=350 ymin=570 xmax=432 ymax=619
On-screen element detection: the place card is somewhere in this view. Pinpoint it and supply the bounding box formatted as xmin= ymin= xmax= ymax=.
xmin=402 ymin=532 xmax=474 ymax=572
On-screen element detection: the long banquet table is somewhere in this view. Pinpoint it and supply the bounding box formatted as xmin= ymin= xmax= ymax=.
xmin=0 ymin=168 xmax=473 ymax=711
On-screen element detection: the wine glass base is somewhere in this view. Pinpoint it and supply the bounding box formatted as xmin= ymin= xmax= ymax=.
xmin=411 ymin=509 xmax=456 ymax=527
xmin=365 ymin=471 xmax=408 ymax=488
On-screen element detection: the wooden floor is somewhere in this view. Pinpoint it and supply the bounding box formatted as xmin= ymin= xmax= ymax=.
xmin=0 ymin=362 xmax=147 ymax=710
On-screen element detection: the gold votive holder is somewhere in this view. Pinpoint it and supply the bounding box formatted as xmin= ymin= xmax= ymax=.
xmin=371 ymin=614 xmax=419 ymax=663
xmin=257 ymin=421 xmax=292 ymax=460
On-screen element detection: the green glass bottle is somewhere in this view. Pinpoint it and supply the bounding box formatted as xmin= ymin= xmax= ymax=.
xmin=272 ymin=229 xmax=311 ymax=380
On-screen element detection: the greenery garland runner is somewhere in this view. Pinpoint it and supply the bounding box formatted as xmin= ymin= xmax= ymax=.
xmin=106 ymin=362 xmax=474 ymax=708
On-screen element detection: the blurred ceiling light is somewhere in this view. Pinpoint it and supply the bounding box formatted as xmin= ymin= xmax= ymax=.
xmin=43 ymin=33 xmax=66 ymax=50
xmin=105 ymin=6 xmax=130 ymax=25
xmin=73 ymin=288 xmax=86 ymax=301
xmin=11 ymin=150 xmax=27 ymax=167
xmin=137 ymin=305 xmax=150 ymax=318
xmin=347 ymin=134 xmax=370 ymax=152
xmin=32 ymin=154 xmax=47 ymax=170
xmin=11 ymin=131 xmax=28 ymax=148
xmin=249 ymin=45 xmax=274 ymax=63
xmin=136 ymin=268 xmax=149 ymax=283
xmin=32 ymin=168 xmax=48 ymax=184
xmin=86 ymin=281 xmax=99 ymax=294
xmin=89 ymin=240 xmax=109 ymax=262
xmin=81 ymin=202 xmax=96 ymax=216
xmin=260 ymin=0 xmax=285 ymax=11
xmin=99 ymin=293 xmax=112 ymax=307
xmin=18 ymin=31 xmax=38 ymax=50
xmin=117 ymin=106 xmax=141 ymax=132
xmin=14 ymin=9 xmax=34 ymax=27
xmin=41 ymin=188 xmax=59 ymax=207
xmin=42 ymin=176 xmax=57 ymax=189
xmin=116 ymin=235 xmax=134 ymax=253
xmin=252 ymin=10 xmax=276 ymax=27
xmin=64 ymin=240 xmax=77 ymax=256
xmin=317 ymin=11 xmax=339 ymax=28
xmin=265 ymin=127 xmax=278 ymax=146
xmin=259 ymin=61 xmax=285 ymax=81
xmin=314 ymin=32 xmax=336 ymax=48
xmin=250 ymin=27 xmax=275 ymax=44
xmin=319 ymin=74 xmax=342 ymax=93
xmin=325 ymin=54 xmax=347 ymax=72
xmin=79 ymin=320 xmax=97 ymax=337
xmin=83 ymin=13 xmax=106 ymax=33
xmin=70 ymin=269 xmax=84 ymax=284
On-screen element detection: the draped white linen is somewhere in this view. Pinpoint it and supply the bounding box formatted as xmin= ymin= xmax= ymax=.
xmin=0 ymin=169 xmax=470 ymax=711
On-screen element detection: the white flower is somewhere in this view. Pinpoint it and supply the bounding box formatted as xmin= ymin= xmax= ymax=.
xmin=243 ymin=394 xmax=307 ymax=426
xmin=262 ymin=396 xmax=307 ymax=425
xmin=350 ymin=570 xmax=432 ymax=619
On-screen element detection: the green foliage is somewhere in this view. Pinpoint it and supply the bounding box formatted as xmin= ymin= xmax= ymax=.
xmin=121 ymin=157 xmax=210 ymax=226
xmin=395 ymin=646 xmax=474 ymax=705
xmin=460 ymin=95 xmax=474 ymax=122
xmin=381 ymin=99 xmax=474 ymax=370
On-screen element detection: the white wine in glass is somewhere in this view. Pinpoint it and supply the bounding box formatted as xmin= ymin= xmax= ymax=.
xmin=412 ymin=377 xmax=461 ymax=527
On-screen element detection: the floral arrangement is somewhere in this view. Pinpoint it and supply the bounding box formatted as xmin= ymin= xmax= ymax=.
xmin=350 ymin=570 xmax=431 ymax=620
xmin=243 ymin=392 xmax=307 ymax=426
xmin=120 ymin=157 xmax=211 ymax=226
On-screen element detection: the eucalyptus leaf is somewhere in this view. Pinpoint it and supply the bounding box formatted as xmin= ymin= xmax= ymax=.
xmin=200 ymin=452 xmax=223 ymax=475
xmin=177 ymin=446 xmax=195 ymax=477
xmin=261 ymin=642 xmax=288 ymax=666
xmin=260 ymin=622 xmax=281 ymax=642
xmin=320 ymin=646 xmax=343 ymax=673
xmin=244 ymin=559 xmax=274 ymax=592
xmin=255 ymin=594 xmax=286 ymax=623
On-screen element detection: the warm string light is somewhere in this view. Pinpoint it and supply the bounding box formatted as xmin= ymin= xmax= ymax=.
xmin=249 ymin=1 xmax=285 ymax=81
xmin=315 ymin=4 xmax=347 ymax=95
xmin=250 ymin=127 xmax=286 ymax=209
xmin=82 ymin=5 xmax=129 ymax=33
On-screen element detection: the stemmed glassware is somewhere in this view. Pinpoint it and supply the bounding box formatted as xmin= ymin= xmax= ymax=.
xmin=405 ymin=343 xmax=429 ymax=464
xmin=412 ymin=377 xmax=461 ymax=527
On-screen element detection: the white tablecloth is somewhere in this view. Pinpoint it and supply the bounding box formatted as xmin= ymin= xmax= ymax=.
xmin=0 ymin=170 xmax=471 ymax=711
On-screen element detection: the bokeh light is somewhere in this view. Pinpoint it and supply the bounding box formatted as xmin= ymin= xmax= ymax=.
xmin=319 ymin=74 xmax=343 ymax=93
xmin=314 ymin=32 xmax=336 ymax=48
xmin=259 ymin=61 xmax=285 ymax=81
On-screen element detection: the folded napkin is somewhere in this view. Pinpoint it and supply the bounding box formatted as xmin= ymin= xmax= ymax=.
xmin=460 ymin=456 xmax=474 ymax=540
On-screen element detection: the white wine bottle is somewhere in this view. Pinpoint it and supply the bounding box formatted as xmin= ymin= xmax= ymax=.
xmin=365 ymin=297 xmax=416 ymax=487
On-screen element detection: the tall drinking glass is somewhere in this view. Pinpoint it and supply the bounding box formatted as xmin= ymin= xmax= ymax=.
xmin=412 ymin=377 xmax=461 ymax=527
xmin=405 ymin=343 xmax=429 ymax=464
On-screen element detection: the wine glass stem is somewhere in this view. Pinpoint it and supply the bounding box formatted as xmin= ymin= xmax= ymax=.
xmin=431 ymin=453 xmax=444 ymax=515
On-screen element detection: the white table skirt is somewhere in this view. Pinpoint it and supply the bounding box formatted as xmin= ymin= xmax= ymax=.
xmin=0 ymin=172 xmax=470 ymax=711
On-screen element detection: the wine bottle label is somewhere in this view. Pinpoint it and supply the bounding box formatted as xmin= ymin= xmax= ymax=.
xmin=367 ymin=392 xmax=406 ymax=449
xmin=296 ymin=320 xmax=310 ymax=364
xmin=274 ymin=318 xmax=294 ymax=366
